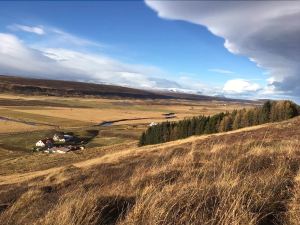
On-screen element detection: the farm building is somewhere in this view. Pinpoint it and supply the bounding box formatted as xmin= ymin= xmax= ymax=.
xmin=45 ymin=146 xmax=84 ymax=154
xmin=53 ymin=133 xmax=74 ymax=143
xmin=149 ymin=122 xmax=158 ymax=127
xmin=63 ymin=134 xmax=73 ymax=141
xmin=162 ymin=112 xmax=175 ymax=116
xmin=53 ymin=133 xmax=64 ymax=142
xmin=36 ymin=138 xmax=54 ymax=149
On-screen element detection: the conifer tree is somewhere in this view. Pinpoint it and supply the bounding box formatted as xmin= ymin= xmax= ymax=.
xmin=260 ymin=100 xmax=271 ymax=123
xmin=232 ymin=111 xmax=242 ymax=130
xmin=139 ymin=100 xmax=299 ymax=146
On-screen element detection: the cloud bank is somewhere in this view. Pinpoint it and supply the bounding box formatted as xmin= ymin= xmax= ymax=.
xmin=146 ymin=0 xmax=300 ymax=99
xmin=223 ymin=79 xmax=261 ymax=94
xmin=0 ymin=28 xmax=185 ymax=91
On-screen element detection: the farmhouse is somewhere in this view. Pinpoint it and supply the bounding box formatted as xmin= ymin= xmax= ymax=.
xmin=36 ymin=138 xmax=54 ymax=149
xmin=53 ymin=133 xmax=74 ymax=143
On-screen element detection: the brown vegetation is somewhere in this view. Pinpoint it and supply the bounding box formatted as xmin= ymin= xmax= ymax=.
xmin=0 ymin=93 xmax=254 ymax=139
xmin=0 ymin=116 xmax=300 ymax=225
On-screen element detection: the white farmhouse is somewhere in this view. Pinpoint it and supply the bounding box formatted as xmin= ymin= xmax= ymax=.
xmin=36 ymin=140 xmax=46 ymax=148
xmin=35 ymin=138 xmax=54 ymax=149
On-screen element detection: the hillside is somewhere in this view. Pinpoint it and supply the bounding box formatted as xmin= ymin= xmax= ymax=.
xmin=0 ymin=75 xmax=253 ymax=102
xmin=0 ymin=116 xmax=300 ymax=225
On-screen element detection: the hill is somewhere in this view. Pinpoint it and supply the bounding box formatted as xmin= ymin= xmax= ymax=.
xmin=0 ymin=116 xmax=300 ymax=225
xmin=0 ymin=75 xmax=254 ymax=102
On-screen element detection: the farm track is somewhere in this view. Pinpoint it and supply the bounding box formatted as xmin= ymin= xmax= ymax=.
xmin=98 ymin=116 xmax=168 ymax=126
xmin=0 ymin=116 xmax=56 ymax=127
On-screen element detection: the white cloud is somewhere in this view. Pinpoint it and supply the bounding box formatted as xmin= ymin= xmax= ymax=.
xmin=8 ymin=24 xmax=104 ymax=49
xmin=209 ymin=68 xmax=234 ymax=75
xmin=145 ymin=1 xmax=300 ymax=99
xmin=0 ymin=33 xmax=57 ymax=74
xmin=8 ymin=24 xmax=45 ymax=35
xmin=2 ymin=24 xmax=233 ymax=95
xmin=223 ymin=79 xmax=261 ymax=94
xmin=3 ymin=20 xmax=287 ymax=100
xmin=0 ymin=32 xmax=181 ymax=90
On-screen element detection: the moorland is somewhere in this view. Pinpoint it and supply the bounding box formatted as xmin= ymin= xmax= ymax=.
xmin=1 ymin=76 xmax=299 ymax=225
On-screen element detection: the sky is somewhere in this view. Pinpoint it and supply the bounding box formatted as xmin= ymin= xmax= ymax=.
xmin=0 ymin=1 xmax=299 ymax=101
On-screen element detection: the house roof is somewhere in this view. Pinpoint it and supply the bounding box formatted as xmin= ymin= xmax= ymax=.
xmin=63 ymin=134 xmax=73 ymax=138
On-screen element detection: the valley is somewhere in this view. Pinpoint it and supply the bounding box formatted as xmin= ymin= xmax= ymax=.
xmin=0 ymin=77 xmax=299 ymax=225
xmin=1 ymin=1 xmax=299 ymax=224
xmin=0 ymin=112 xmax=299 ymax=225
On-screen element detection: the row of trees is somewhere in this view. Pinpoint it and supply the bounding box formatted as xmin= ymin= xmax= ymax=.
xmin=139 ymin=100 xmax=299 ymax=146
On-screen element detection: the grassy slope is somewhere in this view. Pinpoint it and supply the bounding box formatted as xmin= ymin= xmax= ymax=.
xmin=0 ymin=117 xmax=300 ymax=224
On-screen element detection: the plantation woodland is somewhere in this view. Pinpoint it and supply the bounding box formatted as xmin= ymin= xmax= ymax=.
xmin=139 ymin=100 xmax=299 ymax=146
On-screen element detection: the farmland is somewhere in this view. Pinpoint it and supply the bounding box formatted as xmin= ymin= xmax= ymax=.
xmin=8 ymin=88 xmax=300 ymax=225
xmin=0 ymin=111 xmax=299 ymax=225
xmin=0 ymin=91 xmax=258 ymax=180
xmin=0 ymin=93 xmax=256 ymax=152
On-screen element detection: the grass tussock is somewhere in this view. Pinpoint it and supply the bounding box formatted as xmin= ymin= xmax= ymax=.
xmin=1 ymin=118 xmax=300 ymax=225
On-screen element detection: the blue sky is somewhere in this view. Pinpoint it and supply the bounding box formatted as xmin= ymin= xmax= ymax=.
xmin=0 ymin=1 xmax=298 ymax=100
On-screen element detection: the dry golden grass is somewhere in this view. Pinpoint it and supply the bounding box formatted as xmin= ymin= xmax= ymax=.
xmin=11 ymin=107 xmax=165 ymax=123
xmin=287 ymin=172 xmax=300 ymax=225
xmin=10 ymin=105 xmax=246 ymax=125
xmin=38 ymin=189 xmax=100 ymax=225
xmin=1 ymin=94 xmax=254 ymax=127
xmin=0 ymin=120 xmax=49 ymax=133
xmin=0 ymin=141 xmax=136 ymax=178
xmin=0 ymin=117 xmax=300 ymax=225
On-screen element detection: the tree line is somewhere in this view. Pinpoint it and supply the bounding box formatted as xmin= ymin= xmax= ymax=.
xmin=139 ymin=100 xmax=299 ymax=146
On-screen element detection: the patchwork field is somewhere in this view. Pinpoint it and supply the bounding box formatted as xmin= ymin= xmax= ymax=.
xmin=0 ymin=93 xmax=259 ymax=181
xmin=0 ymin=93 xmax=256 ymax=152
xmin=0 ymin=93 xmax=255 ymax=125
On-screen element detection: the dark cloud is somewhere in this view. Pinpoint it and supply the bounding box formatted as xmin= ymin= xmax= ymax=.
xmin=146 ymin=1 xmax=300 ymax=100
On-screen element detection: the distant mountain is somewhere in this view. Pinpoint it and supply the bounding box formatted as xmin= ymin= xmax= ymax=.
xmin=0 ymin=75 xmax=254 ymax=103
xmin=213 ymin=94 xmax=226 ymax=98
